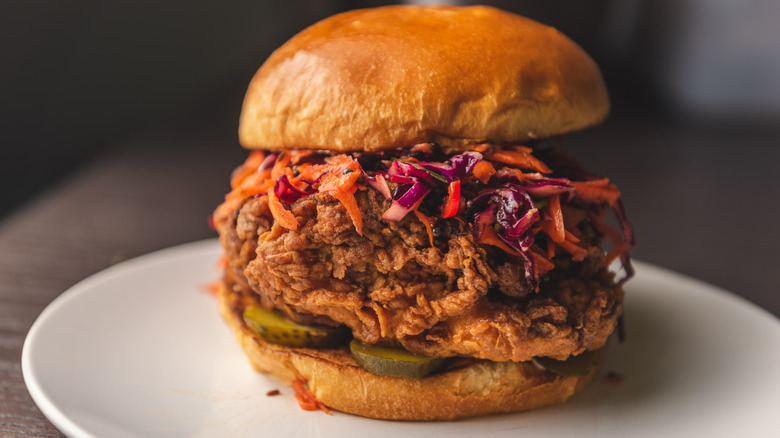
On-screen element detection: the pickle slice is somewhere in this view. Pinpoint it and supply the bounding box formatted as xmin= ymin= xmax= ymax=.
xmin=349 ymin=340 xmax=448 ymax=379
xmin=243 ymin=306 xmax=349 ymax=348
xmin=533 ymin=350 xmax=599 ymax=377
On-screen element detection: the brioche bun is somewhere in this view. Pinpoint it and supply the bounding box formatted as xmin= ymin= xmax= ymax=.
xmin=238 ymin=5 xmax=609 ymax=153
xmin=218 ymin=281 xmax=602 ymax=421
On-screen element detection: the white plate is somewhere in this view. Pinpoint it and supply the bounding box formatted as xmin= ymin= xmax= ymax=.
xmin=22 ymin=239 xmax=780 ymax=437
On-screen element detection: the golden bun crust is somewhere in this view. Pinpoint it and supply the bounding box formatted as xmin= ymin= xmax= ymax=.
xmin=218 ymin=281 xmax=601 ymax=421
xmin=239 ymin=5 xmax=609 ymax=153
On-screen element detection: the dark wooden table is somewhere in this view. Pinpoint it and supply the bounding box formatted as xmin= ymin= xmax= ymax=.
xmin=1 ymin=89 xmax=778 ymax=435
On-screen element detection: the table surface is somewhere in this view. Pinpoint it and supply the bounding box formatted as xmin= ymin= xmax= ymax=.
xmin=2 ymin=89 xmax=778 ymax=436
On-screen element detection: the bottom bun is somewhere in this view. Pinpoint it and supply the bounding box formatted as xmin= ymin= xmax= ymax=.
xmin=218 ymin=280 xmax=602 ymax=421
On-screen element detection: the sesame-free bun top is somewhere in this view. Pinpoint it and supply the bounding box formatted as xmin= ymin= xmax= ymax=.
xmin=239 ymin=5 xmax=609 ymax=152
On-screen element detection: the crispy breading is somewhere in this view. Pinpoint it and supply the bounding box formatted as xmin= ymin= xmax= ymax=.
xmin=217 ymin=188 xmax=622 ymax=362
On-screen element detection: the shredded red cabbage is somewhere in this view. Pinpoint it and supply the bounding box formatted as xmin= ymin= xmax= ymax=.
xmin=469 ymin=185 xmax=542 ymax=289
xmin=388 ymin=161 xmax=438 ymax=186
xmin=258 ymin=153 xmax=278 ymax=172
xmin=365 ymin=173 xmax=392 ymax=200
xmin=274 ymin=174 xmax=315 ymax=204
xmin=382 ymin=182 xmax=431 ymax=221
xmin=495 ymin=169 xmax=575 ymax=199
xmin=360 ymin=145 xmax=634 ymax=292
xmin=375 ymin=151 xmax=485 ymax=221
xmin=534 ymin=147 xmax=636 ymax=284
xmin=418 ymin=151 xmax=482 ymax=183
xmin=258 ymin=143 xmax=635 ymax=294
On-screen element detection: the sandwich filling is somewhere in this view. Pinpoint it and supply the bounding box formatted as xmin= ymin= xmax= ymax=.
xmin=212 ymin=142 xmax=633 ymax=363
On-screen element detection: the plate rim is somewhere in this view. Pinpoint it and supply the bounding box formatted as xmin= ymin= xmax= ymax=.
xmin=21 ymin=239 xmax=221 ymax=437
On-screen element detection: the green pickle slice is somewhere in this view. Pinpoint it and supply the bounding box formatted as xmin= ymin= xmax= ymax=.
xmin=349 ymin=340 xmax=448 ymax=379
xmin=533 ymin=350 xmax=599 ymax=377
xmin=243 ymin=306 xmax=349 ymax=348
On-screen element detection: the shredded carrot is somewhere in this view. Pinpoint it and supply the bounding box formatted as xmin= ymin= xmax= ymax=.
xmin=293 ymin=380 xmax=331 ymax=414
xmin=472 ymin=160 xmax=496 ymax=184
xmin=267 ymin=190 xmax=298 ymax=230
xmin=204 ymin=280 xmax=221 ymax=296
xmin=292 ymin=162 xmax=322 ymax=187
xmin=540 ymin=194 xmax=566 ymax=248
xmin=530 ymin=249 xmax=555 ymax=275
xmin=236 ymin=185 xmax=268 ymax=199
xmin=332 ymin=185 xmax=363 ymax=235
xmin=316 ymin=157 xmax=363 ymax=235
xmin=211 ymin=198 xmax=238 ymax=229
xmin=485 ymin=148 xmax=552 ymax=173
xmin=270 ymin=152 xmax=292 ymax=181
xmin=289 ymin=150 xmax=314 ymax=165
xmin=478 ymin=227 xmax=523 ymax=257
xmin=589 ymin=210 xmax=627 ymax=266
xmin=471 ymin=143 xmax=490 ymax=153
xmin=540 ymin=220 xmax=564 ymax=252
xmin=413 ymin=207 xmax=435 ymax=246
xmin=215 ymin=161 xmax=274 ymax=226
xmin=410 ymin=142 xmax=434 ymax=154
xmin=546 ymin=236 xmax=556 ymax=259
xmin=605 ymin=233 xmax=626 ymax=265
xmin=557 ymin=234 xmax=588 ymax=261
xmin=230 ymin=167 xmax=253 ymax=190
xmin=545 ymin=194 xmax=565 ymax=243
xmin=216 ymin=151 xmax=372 ymax=236
xmin=232 ymin=162 xmax=276 ymax=198
xmin=571 ymin=179 xmax=621 ymax=206
xmin=316 ymin=159 xmax=361 ymax=193
xmin=230 ymin=151 xmax=266 ymax=189
xmin=279 ymin=166 xmax=297 ymax=187
xmin=564 ymin=229 xmax=581 ymax=244
xmin=499 ymin=167 xmax=529 ymax=182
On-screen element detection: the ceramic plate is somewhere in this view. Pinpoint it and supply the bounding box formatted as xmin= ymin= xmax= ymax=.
xmin=22 ymin=239 xmax=780 ymax=437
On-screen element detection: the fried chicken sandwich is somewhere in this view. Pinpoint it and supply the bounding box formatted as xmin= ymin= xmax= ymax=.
xmin=211 ymin=5 xmax=634 ymax=420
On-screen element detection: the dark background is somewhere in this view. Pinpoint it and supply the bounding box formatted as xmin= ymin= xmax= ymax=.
xmin=2 ymin=0 xmax=779 ymax=310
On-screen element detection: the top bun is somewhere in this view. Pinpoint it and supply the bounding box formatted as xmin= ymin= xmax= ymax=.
xmin=239 ymin=5 xmax=609 ymax=152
